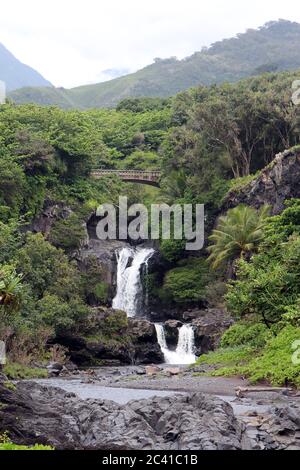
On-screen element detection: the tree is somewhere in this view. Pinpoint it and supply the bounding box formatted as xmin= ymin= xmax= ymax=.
xmin=225 ymin=200 xmax=300 ymax=327
xmin=208 ymin=205 xmax=269 ymax=270
xmin=16 ymin=233 xmax=83 ymax=300
xmin=0 ymin=157 xmax=26 ymax=219
xmin=14 ymin=130 xmax=55 ymax=176
xmin=0 ymin=266 xmax=23 ymax=312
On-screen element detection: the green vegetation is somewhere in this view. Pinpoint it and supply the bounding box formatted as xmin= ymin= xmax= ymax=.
xmin=0 ymin=443 xmax=53 ymax=450
xmin=0 ymin=58 xmax=300 ymax=388
xmin=199 ymin=201 xmax=300 ymax=388
xmin=207 ymin=205 xmax=269 ymax=270
xmin=8 ymin=20 xmax=300 ymax=109
xmin=3 ymin=363 xmax=48 ymax=380
xmin=0 ymin=266 xmax=23 ymax=311
xmin=159 ymin=259 xmax=211 ymax=307
xmin=226 ymin=201 xmax=300 ymax=327
xmin=196 ymin=323 xmax=300 ymax=388
xmin=0 ymin=433 xmax=53 ymax=450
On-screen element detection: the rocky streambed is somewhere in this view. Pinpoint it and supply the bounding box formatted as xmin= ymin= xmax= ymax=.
xmin=1 ymin=367 xmax=300 ymax=450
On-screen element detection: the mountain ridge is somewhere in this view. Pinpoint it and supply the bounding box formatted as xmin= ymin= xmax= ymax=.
xmin=0 ymin=43 xmax=52 ymax=91
xmin=8 ymin=19 xmax=300 ymax=108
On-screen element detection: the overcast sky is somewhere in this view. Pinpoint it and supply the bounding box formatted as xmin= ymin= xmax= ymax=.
xmin=0 ymin=0 xmax=300 ymax=88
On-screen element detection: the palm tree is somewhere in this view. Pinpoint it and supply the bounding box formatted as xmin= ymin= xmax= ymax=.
xmin=207 ymin=205 xmax=269 ymax=270
xmin=0 ymin=267 xmax=23 ymax=312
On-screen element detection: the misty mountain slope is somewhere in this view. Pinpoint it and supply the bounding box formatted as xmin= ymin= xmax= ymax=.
xmin=9 ymin=19 xmax=300 ymax=108
xmin=0 ymin=43 xmax=52 ymax=91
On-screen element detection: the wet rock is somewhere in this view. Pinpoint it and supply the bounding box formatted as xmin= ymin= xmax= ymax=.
xmin=46 ymin=362 xmax=63 ymax=377
xmin=56 ymin=312 xmax=163 ymax=366
xmin=164 ymin=320 xmax=182 ymax=348
xmin=0 ymin=381 xmax=247 ymax=450
xmin=128 ymin=318 xmax=164 ymax=365
xmin=135 ymin=368 xmax=147 ymax=376
xmin=76 ymin=239 xmax=128 ymax=299
xmin=243 ymin=404 xmax=300 ymax=450
xmin=128 ymin=318 xmax=158 ymax=344
xmin=186 ymin=308 xmax=233 ymax=355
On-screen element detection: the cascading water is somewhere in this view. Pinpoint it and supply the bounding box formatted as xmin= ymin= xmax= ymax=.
xmin=112 ymin=247 xmax=154 ymax=318
xmin=113 ymin=246 xmax=196 ymax=364
xmin=155 ymin=323 xmax=196 ymax=365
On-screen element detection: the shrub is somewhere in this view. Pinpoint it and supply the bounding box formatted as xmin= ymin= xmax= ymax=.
xmin=3 ymin=363 xmax=48 ymax=380
xmin=208 ymin=205 xmax=269 ymax=269
xmin=226 ymin=201 xmax=300 ymax=327
xmin=49 ymin=213 xmax=86 ymax=252
xmin=93 ymin=283 xmax=109 ymax=304
xmin=243 ymin=325 xmax=300 ymax=387
xmin=220 ymin=322 xmax=270 ymax=349
xmin=196 ymin=325 xmax=300 ymax=388
xmin=226 ymin=235 xmax=300 ymax=326
xmin=161 ymin=259 xmax=210 ymax=305
xmin=160 ymin=239 xmax=186 ymax=263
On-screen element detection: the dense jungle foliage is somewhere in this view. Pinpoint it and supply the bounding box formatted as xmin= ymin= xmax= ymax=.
xmin=1 ymin=68 xmax=300 ymax=386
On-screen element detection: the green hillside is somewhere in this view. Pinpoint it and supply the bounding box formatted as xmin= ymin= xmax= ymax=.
xmin=9 ymin=19 xmax=300 ymax=109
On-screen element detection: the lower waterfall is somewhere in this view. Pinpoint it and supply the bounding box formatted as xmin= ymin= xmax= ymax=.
xmin=112 ymin=247 xmax=154 ymax=317
xmin=155 ymin=324 xmax=196 ymax=365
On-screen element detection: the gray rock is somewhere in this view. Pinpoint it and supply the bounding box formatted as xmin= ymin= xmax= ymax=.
xmin=76 ymin=239 xmax=128 ymax=298
xmin=222 ymin=149 xmax=300 ymax=216
xmin=0 ymin=381 xmax=247 ymax=450
xmin=187 ymin=308 xmax=233 ymax=355
xmin=164 ymin=320 xmax=182 ymax=348
xmin=56 ymin=312 xmax=163 ymax=366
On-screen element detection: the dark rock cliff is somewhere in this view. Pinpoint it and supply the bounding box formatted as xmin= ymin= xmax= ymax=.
xmin=223 ymin=149 xmax=300 ymax=215
xmin=55 ymin=309 xmax=163 ymax=366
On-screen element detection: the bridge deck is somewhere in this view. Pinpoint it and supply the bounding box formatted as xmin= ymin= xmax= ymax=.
xmin=91 ymin=169 xmax=161 ymax=187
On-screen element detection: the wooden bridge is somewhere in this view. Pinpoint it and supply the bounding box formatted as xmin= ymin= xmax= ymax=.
xmin=91 ymin=169 xmax=161 ymax=187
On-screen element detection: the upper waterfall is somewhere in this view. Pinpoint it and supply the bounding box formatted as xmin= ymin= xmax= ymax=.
xmin=112 ymin=247 xmax=154 ymax=317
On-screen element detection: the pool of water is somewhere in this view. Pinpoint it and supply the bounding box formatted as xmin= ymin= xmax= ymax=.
xmin=33 ymin=377 xmax=273 ymax=418
xmin=35 ymin=378 xmax=181 ymax=404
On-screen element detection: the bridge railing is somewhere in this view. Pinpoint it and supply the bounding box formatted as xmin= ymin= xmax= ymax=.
xmin=91 ymin=169 xmax=161 ymax=180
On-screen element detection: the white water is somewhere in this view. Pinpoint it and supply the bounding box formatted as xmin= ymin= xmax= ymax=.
xmin=155 ymin=323 xmax=196 ymax=365
xmin=112 ymin=247 xmax=154 ymax=317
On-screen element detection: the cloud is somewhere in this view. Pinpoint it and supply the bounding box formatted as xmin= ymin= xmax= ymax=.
xmin=0 ymin=0 xmax=300 ymax=88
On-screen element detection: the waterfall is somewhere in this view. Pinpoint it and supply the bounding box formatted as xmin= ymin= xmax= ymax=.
xmin=155 ymin=323 xmax=196 ymax=365
xmin=113 ymin=247 xmax=154 ymax=317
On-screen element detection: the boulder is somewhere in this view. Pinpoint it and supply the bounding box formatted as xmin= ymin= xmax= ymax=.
xmin=76 ymin=239 xmax=128 ymax=298
xmin=128 ymin=318 xmax=164 ymax=364
xmin=128 ymin=318 xmax=158 ymax=344
xmin=56 ymin=312 xmax=164 ymax=366
xmin=46 ymin=362 xmax=63 ymax=377
xmin=164 ymin=367 xmax=181 ymax=376
xmin=185 ymin=308 xmax=233 ymax=356
xmin=145 ymin=365 xmax=161 ymax=376
xmin=164 ymin=320 xmax=182 ymax=348
xmin=242 ymin=404 xmax=300 ymax=450
xmin=0 ymin=380 xmax=248 ymax=450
